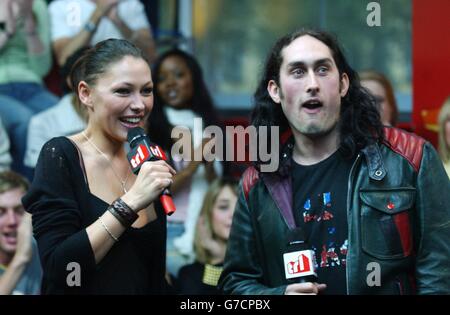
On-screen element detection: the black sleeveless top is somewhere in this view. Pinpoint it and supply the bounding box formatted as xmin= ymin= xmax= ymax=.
xmin=23 ymin=137 xmax=167 ymax=294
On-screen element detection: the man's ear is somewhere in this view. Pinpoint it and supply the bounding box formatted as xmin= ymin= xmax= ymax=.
xmin=78 ymin=81 xmax=93 ymax=110
xmin=268 ymin=80 xmax=281 ymax=104
xmin=340 ymin=73 xmax=350 ymax=97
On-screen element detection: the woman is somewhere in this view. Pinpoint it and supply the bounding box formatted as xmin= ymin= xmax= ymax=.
xmin=438 ymin=96 xmax=450 ymax=177
xmin=176 ymin=178 xmax=238 ymax=294
xmin=147 ymin=49 xmax=223 ymax=278
xmin=360 ymin=70 xmax=399 ymax=127
xmin=22 ymin=39 xmax=175 ymax=294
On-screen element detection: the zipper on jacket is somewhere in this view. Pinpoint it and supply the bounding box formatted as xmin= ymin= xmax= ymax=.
xmin=345 ymin=153 xmax=362 ymax=295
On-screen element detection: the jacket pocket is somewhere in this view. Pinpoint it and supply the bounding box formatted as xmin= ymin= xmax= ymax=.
xmin=360 ymin=188 xmax=415 ymax=259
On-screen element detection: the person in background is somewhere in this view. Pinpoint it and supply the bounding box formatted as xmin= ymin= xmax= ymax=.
xmin=0 ymin=171 xmax=42 ymax=295
xmin=24 ymin=47 xmax=90 ymax=168
xmin=147 ymin=49 xmax=223 ymax=279
xmin=176 ymin=178 xmax=237 ymax=295
xmin=49 ymin=0 xmax=156 ymax=66
xmin=360 ymin=70 xmax=399 ymax=127
xmin=22 ymin=39 xmax=175 ymax=294
xmin=0 ymin=0 xmax=59 ymax=179
xmin=0 ymin=119 xmax=12 ymax=172
xmin=438 ymin=96 xmax=450 ymax=177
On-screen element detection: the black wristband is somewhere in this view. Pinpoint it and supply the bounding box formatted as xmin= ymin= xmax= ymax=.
xmin=107 ymin=198 xmax=138 ymax=228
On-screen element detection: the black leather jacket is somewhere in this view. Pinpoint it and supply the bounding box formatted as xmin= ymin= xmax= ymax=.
xmin=219 ymin=128 xmax=450 ymax=294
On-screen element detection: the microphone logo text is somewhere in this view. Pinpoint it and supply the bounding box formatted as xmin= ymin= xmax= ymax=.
xmin=283 ymin=250 xmax=317 ymax=280
xmin=287 ymin=253 xmax=312 ymax=275
xmin=130 ymin=145 xmax=150 ymax=169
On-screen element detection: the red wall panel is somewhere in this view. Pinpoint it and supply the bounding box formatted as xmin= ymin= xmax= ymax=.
xmin=413 ymin=0 xmax=450 ymax=147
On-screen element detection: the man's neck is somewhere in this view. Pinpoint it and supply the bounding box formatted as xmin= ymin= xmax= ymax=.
xmin=292 ymin=128 xmax=340 ymax=166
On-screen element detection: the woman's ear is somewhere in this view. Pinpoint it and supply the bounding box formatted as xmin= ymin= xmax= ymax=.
xmin=78 ymin=81 xmax=93 ymax=110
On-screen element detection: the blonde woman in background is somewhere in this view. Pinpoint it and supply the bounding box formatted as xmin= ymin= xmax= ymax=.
xmin=175 ymin=178 xmax=237 ymax=294
xmin=438 ymin=96 xmax=450 ymax=177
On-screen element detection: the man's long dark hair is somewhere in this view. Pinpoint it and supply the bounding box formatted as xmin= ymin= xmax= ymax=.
xmin=147 ymin=49 xmax=219 ymax=151
xmin=252 ymin=29 xmax=384 ymax=160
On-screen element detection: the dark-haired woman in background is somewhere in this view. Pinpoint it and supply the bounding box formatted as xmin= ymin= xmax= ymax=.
xmin=23 ymin=39 xmax=175 ymax=294
xmin=147 ymin=49 xmax=223 ymax=279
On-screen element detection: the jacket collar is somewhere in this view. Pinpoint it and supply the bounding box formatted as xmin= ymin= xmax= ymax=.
xmin=276 ymin=134 xmax=387 ymax=179
xmin=361 ymin=142 xmax=387 ymax=181
xmin=260 ymin=136 xmax=296 ymax=229
xmin=278 ymin=136 xmax=295 ymax=177
xmin=259 ymin=136 xmax=386 ymax=230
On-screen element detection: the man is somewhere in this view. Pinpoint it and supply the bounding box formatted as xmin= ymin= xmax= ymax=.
xmin=0 ymin=171 xmax=41 ymax=295
xmin=218 ymin=29 xmax=450 ymax=295
xmin=49 ymin=0 xmax=156 ymax=66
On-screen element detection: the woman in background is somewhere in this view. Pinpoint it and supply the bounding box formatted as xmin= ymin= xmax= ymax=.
xmin=148 ymin=49 xmax=223 ymax=278
xmin=176 ymin=178 xmax=237 ymax=294
xmin=360 ymin=70 xmax=399 ymax=127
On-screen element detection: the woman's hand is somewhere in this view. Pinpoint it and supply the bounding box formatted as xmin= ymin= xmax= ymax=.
xmin=121 ymin=160 xmax=176 ymax=212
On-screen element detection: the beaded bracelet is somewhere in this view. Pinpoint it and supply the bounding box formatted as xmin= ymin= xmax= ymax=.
xmin=107 ymin=198 xmax=138 ymax=228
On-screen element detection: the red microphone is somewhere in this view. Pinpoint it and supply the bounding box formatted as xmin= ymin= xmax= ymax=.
xmin=126 ymin=127 xmax=176 ymax=216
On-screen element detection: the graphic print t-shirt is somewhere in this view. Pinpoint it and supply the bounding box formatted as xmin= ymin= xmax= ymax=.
xmin=292 ymin=150 xmax=354 ymax=295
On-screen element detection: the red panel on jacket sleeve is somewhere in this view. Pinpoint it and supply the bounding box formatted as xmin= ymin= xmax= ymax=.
xmin=384 ymin=127 xmax=426 ymax=172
